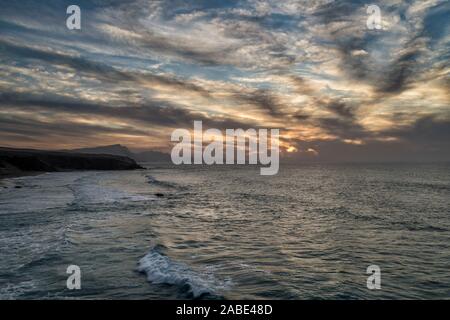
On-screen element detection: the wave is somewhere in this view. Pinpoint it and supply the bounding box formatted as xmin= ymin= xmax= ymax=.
xmin=137 ymin=246 xmax=228 ymax=298
xmin=69 ymin=174 xmax=153 ymax=205
xmin=388 ymin=180 xmax=450 ymax=192
xmin=0 ymin=280 xmax=38 ymax=300
xmin=146 ymin=175 xmax=186 ymax=190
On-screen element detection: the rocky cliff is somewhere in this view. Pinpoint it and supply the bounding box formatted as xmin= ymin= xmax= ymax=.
xmin=0 ymin=147 xmax=143 ymax=177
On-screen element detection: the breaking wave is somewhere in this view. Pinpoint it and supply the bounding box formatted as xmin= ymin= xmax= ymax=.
xmin=137 ymin=246 xmax=229 ymax=298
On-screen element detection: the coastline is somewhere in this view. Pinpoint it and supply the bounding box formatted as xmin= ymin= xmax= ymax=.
xmin=0 ymin=146 xmax=144 ymax=183
xmin=0 ymin=171 xmax=45 ymax=181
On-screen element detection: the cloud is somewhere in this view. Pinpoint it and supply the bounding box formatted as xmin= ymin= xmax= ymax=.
xmin=0 ymin=90 xmax=259 ymax=132
xmin=0 ymin=0 xmax=448 ymax=160
xmin=385 ymin=115 xmax=450 ymax=145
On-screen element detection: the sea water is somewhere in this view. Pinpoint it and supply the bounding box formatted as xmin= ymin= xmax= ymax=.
xmin=0 ymin=163 xmax=449 ymax=299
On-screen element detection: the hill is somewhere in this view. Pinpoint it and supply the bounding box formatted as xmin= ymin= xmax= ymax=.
xmin=71 ymin=144 xmax=171 ymax=163
xmin=0 ymin=147 xmax=142 ymax=178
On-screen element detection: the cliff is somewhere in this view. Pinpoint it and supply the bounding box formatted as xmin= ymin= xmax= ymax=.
xmin=0 ymin=147 xmax=143 ymax=178
xmin=69 ymin=144 xmax=171 ymax=163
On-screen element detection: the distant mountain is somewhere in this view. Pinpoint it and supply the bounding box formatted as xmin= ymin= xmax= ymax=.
xmin=69 ymin=144 xmax=171 ymax=163
xmin=70 ymin=144 xmax=134 ymax=158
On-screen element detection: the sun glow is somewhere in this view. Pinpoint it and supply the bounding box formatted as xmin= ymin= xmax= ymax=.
xmin=286 ymin=146 xmax=298 ymax=153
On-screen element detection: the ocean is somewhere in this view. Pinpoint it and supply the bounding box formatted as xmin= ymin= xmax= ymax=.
xmin=0 ymin=164 xmax=449 ymax=299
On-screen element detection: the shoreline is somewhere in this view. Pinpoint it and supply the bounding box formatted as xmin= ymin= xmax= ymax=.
xmin=0 ymin=146 xmax=144 ymax=182
xmin=0 ymin=171 xmax=45 ymax=181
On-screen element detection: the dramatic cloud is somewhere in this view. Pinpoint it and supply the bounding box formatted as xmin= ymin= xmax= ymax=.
xmin=0 ymin=0 xmax=448 ymax=160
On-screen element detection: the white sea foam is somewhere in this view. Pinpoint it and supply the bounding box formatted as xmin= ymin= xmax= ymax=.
xmin=73 ymin=183 xmax=152 ymax=204
xmin=137 ymin=247 xmax=229 ymax=298
xmin=0 ymin=172 xmax=79 ymax=214
xmin=69 ymin=172 xmax=154 ymax=205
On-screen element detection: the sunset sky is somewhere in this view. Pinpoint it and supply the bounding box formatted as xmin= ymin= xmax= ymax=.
xmin=0 ymin=0 xmax=449 ymax=162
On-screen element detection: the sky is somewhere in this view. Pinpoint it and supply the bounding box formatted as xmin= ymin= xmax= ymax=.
xmin=0 ymin=0 xmax=449 ymax=162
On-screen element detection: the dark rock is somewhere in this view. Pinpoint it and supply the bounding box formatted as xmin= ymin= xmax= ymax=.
xmin=155 ymin=193 xmax=164 ymax=197
xmin=0 ymin=147 xmax=143 ymax=175
xmin=14 ymin=186 xmax=22 ymax=189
